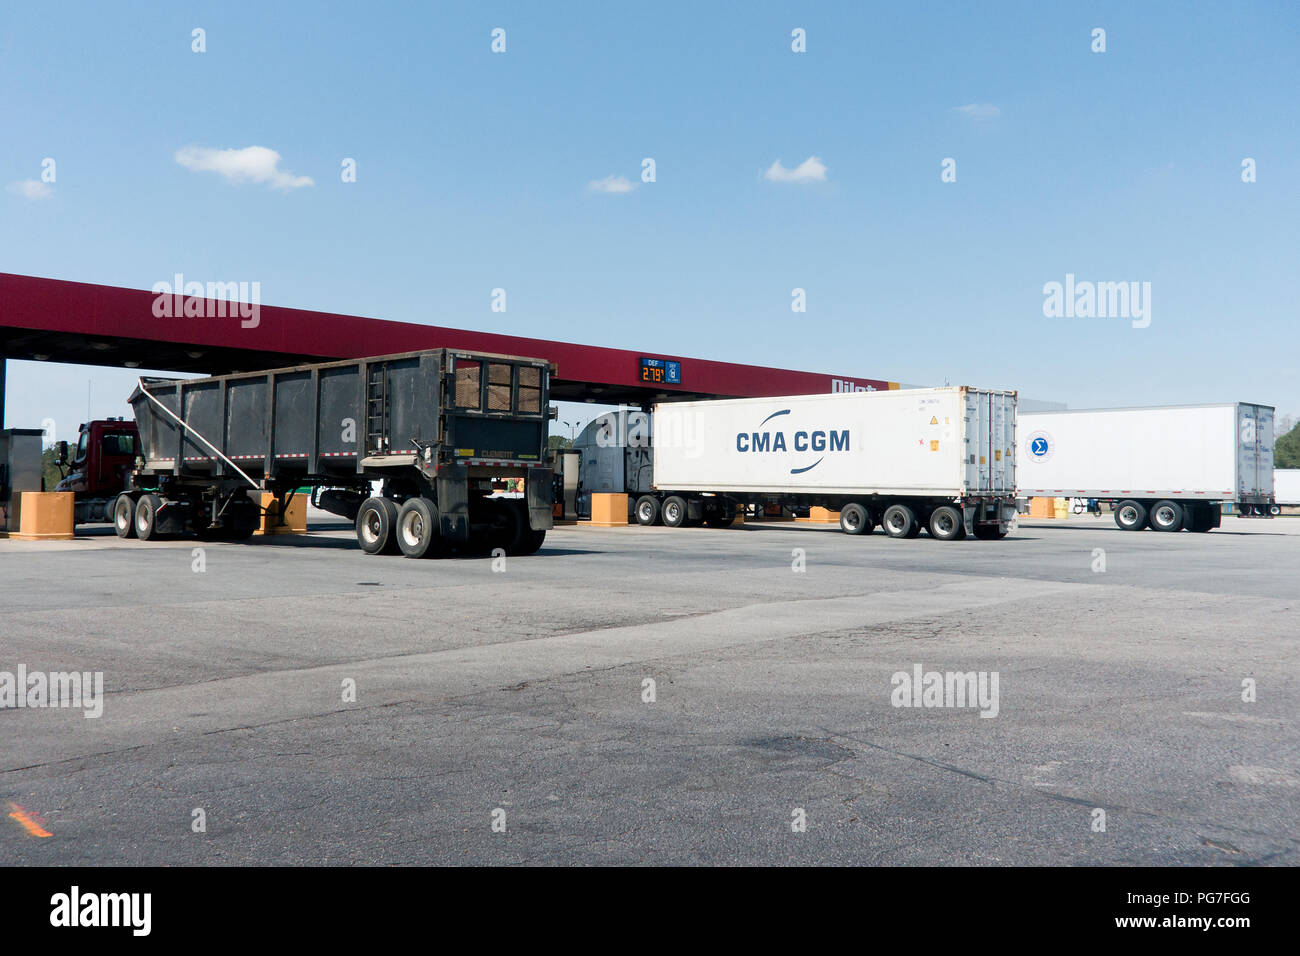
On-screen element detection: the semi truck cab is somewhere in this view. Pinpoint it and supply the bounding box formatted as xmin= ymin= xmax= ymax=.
xmin=53 ymin=418 xmax=140 ymax=523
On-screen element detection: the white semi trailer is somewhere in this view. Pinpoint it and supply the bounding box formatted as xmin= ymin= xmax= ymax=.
xmin=1018 ymin=403 xmax=1275 ymax=532
xmin=1273 ymin=469 xmax=1300 ymax=513
xmin=575 ymin=386 xmax=1018 ymax=540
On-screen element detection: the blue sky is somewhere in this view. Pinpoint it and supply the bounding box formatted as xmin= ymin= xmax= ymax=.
xmin=3 ymin=1 xmax=1298 ymax=439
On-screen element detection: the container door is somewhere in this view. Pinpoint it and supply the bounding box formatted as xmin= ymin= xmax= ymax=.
xmin=998 ymin=393 xmax=1016 ymax=495
xmin=964 ymin=390 xmax=992 ymax=493
xmin=1237 ymin=404 xmax=1275 ymax=499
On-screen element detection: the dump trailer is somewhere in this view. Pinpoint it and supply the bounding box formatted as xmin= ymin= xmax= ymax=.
xmin=578 ymin=387 xmax=1019 ymax=540
xmin=116 ymin=348 xmax=555 ymax=558
xmin=1017 ymin=403 xmax=1275 ymax=532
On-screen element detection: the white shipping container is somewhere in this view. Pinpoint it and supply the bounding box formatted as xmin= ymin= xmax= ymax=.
xmin=652 ymin=387 xmax=1017 ymax=497
xmin=1275 ymin=469 xmax=1300 ymax=506
xmin=1018 ymin=404 xmax=1275 ymax=501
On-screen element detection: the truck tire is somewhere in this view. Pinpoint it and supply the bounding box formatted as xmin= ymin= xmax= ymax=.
xmin=512 ymin=528 xmax=547 ymax=555
xmin=1150 ymin=499 xmax=1184 ymax=532
xmin=929 ymin=505 xmax=964 ymax=541
xmin=397 ymin=497 xmax=440 ymax=558
xmin=662 ymin=496 xmax=688 ymax=528
xmin=839 ymin=503 xmax=872 ymax=535
xmin=113 ymin=494 xmax=137 ymax=539
xmin=356 ymin=497 xmax=400 ymax=554
xmin=882 ymin=504 xmax=916 ymax=539
xmin=634 ymin=495 xmax=661 ymax=526
xmin=134 ymin=494 xmax=163 ymax=541
xmin=1114 ymin=499 xmax=1147 ymax=531
xmin=1187 ymin=504 xmax=1213 ymax=532
xmin=1269 ymin=504 xmax=1281 ymax=516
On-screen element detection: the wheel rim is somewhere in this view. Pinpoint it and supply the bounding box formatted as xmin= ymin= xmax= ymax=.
xmin=935 ymin=513 xmax=955 ymax=535
xmin=361 ymin=510 xmax=381 ymax=544
xmin=116 ymin=503 xmax=128 ymax=531
xmin=887 ymin=512 xmax=905 ymax=533
xmin=1120 ymin=506 xmax=1138 ymax=525
xmin=844 ymin=510 xmax=861 ymax=531
xmin=666 ymin=503 xmax=680 ymax=522
xmin=638 ymin=502 xmax=653 ymax=522
xmin=402 ymin=512 xmax=424 ymax=547
xmin=1155 ymin=506 xmax=1175 ymax=527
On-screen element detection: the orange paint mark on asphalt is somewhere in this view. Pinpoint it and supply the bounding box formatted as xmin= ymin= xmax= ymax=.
xmin=7 ymin=803 xmax=52 ymax=838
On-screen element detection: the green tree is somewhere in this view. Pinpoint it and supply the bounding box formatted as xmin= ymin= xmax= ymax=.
xmin=41 ymin=446 xmax=66 ymax=492
xmin=1276 ymin=419 xmax=1300 ymax=469
xmin=548 ymin=435 xmax=573 ymax=451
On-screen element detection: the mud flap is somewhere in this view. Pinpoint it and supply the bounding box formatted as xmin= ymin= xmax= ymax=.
xmin=437 ymin=464 xmax=470 ymax=541
xmin=526 ymin=467 xmax=554 ymax=531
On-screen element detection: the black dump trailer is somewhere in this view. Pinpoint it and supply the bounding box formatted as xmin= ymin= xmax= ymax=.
xmin=114 ymin=348 xmax=555 ymax=558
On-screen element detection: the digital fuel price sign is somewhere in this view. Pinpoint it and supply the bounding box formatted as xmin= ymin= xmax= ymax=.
xmin=639 ymin=357 xmax=681 ymax=385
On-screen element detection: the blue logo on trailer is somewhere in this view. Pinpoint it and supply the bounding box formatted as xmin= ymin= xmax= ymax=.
xmin=1026 ymin=430 xmax=1053 ymax=462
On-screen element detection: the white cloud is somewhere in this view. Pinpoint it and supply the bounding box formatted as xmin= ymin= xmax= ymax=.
xmin=953 ymin=103 xmax=1001 ymax=121
xmin=174 ymin=145 xmax=314 ymax=189
xmin=7 ymin=180 xmax=53 ymax=200
xmin=764 ymin=156 xmax=827 ymax=184
xmin=588 ymin=174 xmax=635 ymax=194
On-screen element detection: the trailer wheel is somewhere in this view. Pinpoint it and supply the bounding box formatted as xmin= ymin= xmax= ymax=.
xmin=634 ymin=495 xmax=661 ymax=526
xmin=1187 ymin=504 xmax=1213 ymax=532
xmin=512 ymin=528 xmax=547 ymax=556
xmin=356 ymin=497 xmax=400 ymax=555
xmin=662 ymin=496 xmax=688 ymax=528
xmin=882 ymin=504 xmax=916 ymax=539
xmin=839 ymin=503 xmax=872 ymax=535
xmin=134 ymin=494 xmax=163 ymax=541
xmin=484 ymin=498 xmax=525 ymax=554
xmin=1114 ymin=500 xmax=1147 ymax=531
xmin=113 ymin=494 xmax=137 ymax=539
xmin=396 ymin=497 xmax=440 ymax=558
xmin=929 ymin=505 xmax=964 ymax=541
xmin=1270 ymin=504 xmax=1281 ymax=516
xmin=1150 ymin=499 xmax=1184 ymax=532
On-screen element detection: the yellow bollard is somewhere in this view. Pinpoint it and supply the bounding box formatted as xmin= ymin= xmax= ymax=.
xmin=255 ymin=492 xmax=307 ymax=535
xmin=11 ymin=492 xmax=75 ymax=541
xmin=588 ymin=493 xmax=630 ymax=527
xmin=796 ymin=507 xmax=840 ymax=524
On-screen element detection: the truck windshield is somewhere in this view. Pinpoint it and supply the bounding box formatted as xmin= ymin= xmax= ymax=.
xmin=102 ymin=433 xmax=136 ymax=455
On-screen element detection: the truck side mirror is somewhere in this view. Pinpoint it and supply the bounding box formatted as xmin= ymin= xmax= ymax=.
xmin=55 ymin=441 xmax=68 ymax=466
xmin=548 ymin=406 xmax=559 ymax=420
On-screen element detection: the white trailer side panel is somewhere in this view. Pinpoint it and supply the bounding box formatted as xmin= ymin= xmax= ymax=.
xmin=1018 ymin=404 xmax=1274 ymax=500
xmin=652 ymin=387 xmax=1016 ymax=497
xmin=1275 ymin=469 xmax=1300 ymax=506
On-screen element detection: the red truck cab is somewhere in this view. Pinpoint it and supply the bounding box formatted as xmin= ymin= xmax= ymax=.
xmin=53 ymin=418 xmax=140 ymax=523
